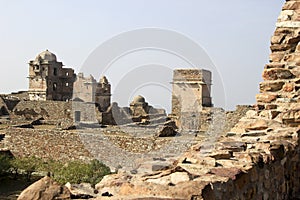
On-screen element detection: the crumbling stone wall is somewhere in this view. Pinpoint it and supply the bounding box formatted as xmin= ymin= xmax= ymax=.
xmin=201 ymin=1 xmax=300 ymax=199
xmin=201 ymin=136 xmax=300 ymax=199
xmin=256 ymin=0 xmax=300 ymax=124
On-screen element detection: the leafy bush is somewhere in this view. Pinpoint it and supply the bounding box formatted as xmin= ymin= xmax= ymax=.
xmin=85 ymin=159 xmax=111 ymax=186
xmin=52 ymin=159 xmax=110 ymax=186
xmin=11 ymin=156 xmax=42 ymax=181
xmin=2 ymin=156 xmax=110 ymax=186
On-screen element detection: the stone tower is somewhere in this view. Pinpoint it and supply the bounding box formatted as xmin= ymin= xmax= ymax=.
xmin=28 ymin=50 xmax=75 ymax=101
xmin=171 ymin=69 xmax=212 ymax=130
xmin=95 ymin=76 xmax=111 ymax=112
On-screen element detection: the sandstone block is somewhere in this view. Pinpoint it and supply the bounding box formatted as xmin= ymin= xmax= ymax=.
xmin=285 ymin=35 xmax=300 ymax=45
xmin=170 ymin=172 xmax=190 ymax=185
xmin=282 ymin=109 xmax=300 ymax=126
xmin=259 ymin=110 xmax=280 ymax=119
xmin=146 ymin=175 xmax=170 ymax=185
xmin=282 ymin=82 xmax=295 ymax=92
xmin=277 ymin=10 xmax=294 ymax=22
xmin=265 ymin=63 xmax=285 ymax=69
xmin=271 ymin=35 xmax=285 ymax=44
xmin=291 ymin=66 xmax=300 ymax=77
xmin=284 ymin=53 xmax=300 ymax=65
xmin=245 ymin=119 xmax=268 ymax=131
xmin=283 ymin=1 xmax=300 ymax=10
xmin=259 ymin=81 xmax=285 ymax=92
xmin=274 ymin=27 xmax=293 ymax=36
xmin=209 ymin=167 xmax=241 ymax=180
xmin=65 ymin=182 xmax=95 ymax=199
xmin=256 ymin=93 xmax=277 ymax=103
xmin=220 ymin=141 xmax=246 ymax=152
xmin=270 ymin=44 xmax=291 ymax=51
xmin=264 ymin=104 xmax=277 ymax=110
xmin=269 ymin=52 xmax=285 ymax=62
xmin=209 ymin=150 xmax=233 ymax=160
xmin=276 ymin=21 xmax=300 ymax=28
xmin=262 ymin=68 xmax=294 ymax=80
xmin=242 ymin=130 xmax=267 ymax=137
xmin=246 ymin=110 xmax=258 ymax=118
xmin=296 ymin=43 xmax=300 ymax=52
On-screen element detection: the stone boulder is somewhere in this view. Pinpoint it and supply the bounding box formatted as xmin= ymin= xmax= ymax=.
xmin=17 ymin=176 xmax=71 ymax=200
xmin=95 ymin=172 xmax=132 ymax=197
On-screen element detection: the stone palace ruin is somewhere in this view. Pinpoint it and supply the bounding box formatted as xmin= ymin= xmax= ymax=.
xmin=1 ymin=1 xmax=300 ymax=199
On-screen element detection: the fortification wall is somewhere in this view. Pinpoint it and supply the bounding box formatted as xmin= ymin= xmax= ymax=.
xmin=202 ymin=138 xmax=300 ymax=199
xmin=201 ymin=1 xmax=300 ymax=198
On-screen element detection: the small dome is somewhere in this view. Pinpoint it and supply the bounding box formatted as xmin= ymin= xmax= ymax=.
xmin=132 ymin=95 xmax=145 ymax=103
xmin=35 ymin=49 xmax=57 ymax=62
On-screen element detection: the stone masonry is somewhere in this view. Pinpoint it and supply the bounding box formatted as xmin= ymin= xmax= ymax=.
xmin=3 ymin=1 xmax=300 ymax=199
xmin=171 ymin=69 xmax=212 ymax=130
xmin=73 ymin=73 xmax=111 ymax=112
xmin=28 ymin=50 xmax=76 ymax=101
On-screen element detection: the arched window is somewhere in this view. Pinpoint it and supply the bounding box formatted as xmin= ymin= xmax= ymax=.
xmin=53 ymin=68 xmax=57 ymax=76
xmin=53 ymin=83 xmax=57 ymax=91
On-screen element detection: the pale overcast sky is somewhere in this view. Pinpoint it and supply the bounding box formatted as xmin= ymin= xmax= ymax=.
xmin=0 ymin=1 xmax=284 ymax=111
